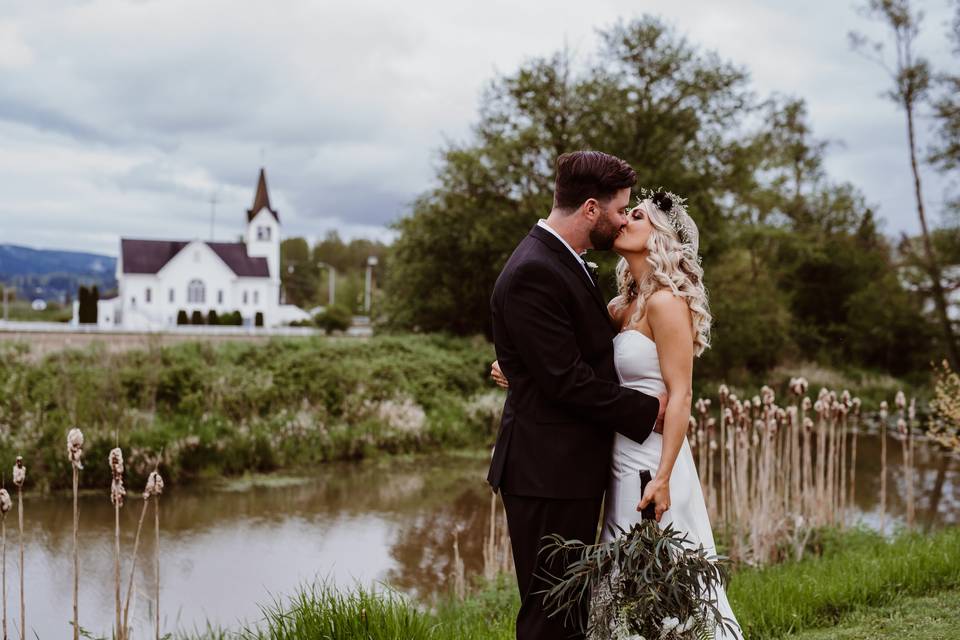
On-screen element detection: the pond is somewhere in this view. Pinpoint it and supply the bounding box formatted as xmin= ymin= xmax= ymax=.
xmin=18 ymin=437 xmax=959 ymax=638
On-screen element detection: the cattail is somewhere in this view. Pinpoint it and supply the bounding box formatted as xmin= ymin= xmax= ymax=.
xmin=123 ymin=468 xmax=164 ymax=638
xmin=145 ymin=470 xmax=164 ymax=640
xmin=11 ymin=458 xmax=23 ymax=640
xmin=109 ymin=449 xmax=125 ymax=640
xmin=879 ymin=402 xmax=888 ymax=531
xmin=67 ymin=428 xmax=84 ymax=640
xmin=0 ymin=488 xmax=10 ymax=640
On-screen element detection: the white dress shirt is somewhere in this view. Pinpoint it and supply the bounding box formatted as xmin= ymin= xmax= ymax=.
xmin=537 ymin=219 xmax=594 ymax=283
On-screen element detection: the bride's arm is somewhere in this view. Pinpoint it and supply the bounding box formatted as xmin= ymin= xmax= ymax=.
xmin=637 ymin=290 xmax=695 ymax=522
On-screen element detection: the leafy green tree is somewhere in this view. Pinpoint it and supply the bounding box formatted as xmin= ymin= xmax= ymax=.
xmin=387 ymin=17 xmax=758 ymax=336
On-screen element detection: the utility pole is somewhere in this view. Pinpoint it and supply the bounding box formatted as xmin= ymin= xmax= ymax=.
xmin=364 ymin=256 xmax=378 ymax=315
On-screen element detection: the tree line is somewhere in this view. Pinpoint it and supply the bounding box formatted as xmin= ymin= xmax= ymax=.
xmin=382 ymin=8 xmax=960 ymax=383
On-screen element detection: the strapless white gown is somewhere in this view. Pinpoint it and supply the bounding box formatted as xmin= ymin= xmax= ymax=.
xmin=600 ymin=329 xmax=743 ymax=639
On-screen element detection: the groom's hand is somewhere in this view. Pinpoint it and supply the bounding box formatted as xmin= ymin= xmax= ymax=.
xmin=653 ymin=392 xmax=668 ymax=434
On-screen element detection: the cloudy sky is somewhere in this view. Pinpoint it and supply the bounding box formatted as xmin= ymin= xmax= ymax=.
xmin=0 ymin=0 xmax=956 ymax=256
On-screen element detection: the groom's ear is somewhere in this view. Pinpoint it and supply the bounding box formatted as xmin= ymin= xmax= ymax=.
xmin=580 ymin=197 xmax=600 ymax=222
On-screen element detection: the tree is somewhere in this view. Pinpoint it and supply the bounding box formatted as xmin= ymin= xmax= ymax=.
xmin=207 ymin=309 xmax=218 ymax=325
xmin=850 ymin=0 xmax=959 ymax=368
xmin=176 ymin=310 xmax=188 ymax=325
xmin=387 ymin=17 xmax=758 ymax=336
xmin=190 ymin=310 xmax=204 ymax=325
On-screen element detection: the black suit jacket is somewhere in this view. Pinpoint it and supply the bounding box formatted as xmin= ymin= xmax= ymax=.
xmin=486 ymin=223 xmax=660 ymax=499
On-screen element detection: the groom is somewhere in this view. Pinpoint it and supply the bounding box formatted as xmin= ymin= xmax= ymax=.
xmin=487 ymin=151 xmax=665 ymax=639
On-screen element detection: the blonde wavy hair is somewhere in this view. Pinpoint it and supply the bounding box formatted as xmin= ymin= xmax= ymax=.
xmin=615 ymin=197 xmax=712 ymax=357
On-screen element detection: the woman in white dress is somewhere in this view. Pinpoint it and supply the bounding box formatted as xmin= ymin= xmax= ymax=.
xmin=492 ymin=190 xmax=742 ymax=638
xmin=603 ymin=191 xmax=743 ymax=638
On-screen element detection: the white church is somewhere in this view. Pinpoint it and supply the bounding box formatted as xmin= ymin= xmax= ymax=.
xmin=94 ymin=168 xmax=310 ymax=330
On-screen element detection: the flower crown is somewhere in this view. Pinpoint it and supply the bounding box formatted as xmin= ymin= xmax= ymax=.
xmin=637 ymin=186 xmax=702 ymax=265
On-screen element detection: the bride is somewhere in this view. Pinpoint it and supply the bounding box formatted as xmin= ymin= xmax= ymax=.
xmin=492 ymin=190 xmax=743 ymax=639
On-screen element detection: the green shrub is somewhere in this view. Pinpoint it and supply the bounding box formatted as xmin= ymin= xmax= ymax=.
xmin=314 ymin=305 xmax=353 ymax=333
xmin=177 ymin=310 xmax=189 ymax=325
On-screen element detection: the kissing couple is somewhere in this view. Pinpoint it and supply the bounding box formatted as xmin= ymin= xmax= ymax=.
xmin=487 ymin=150 xmax=743 ymax=639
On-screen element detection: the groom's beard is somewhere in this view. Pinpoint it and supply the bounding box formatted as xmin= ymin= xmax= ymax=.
xmin=589 ymin=214 xmax=622 ymax=251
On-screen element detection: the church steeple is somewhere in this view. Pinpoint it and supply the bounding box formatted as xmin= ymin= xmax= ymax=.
xmin=246 ymin=168 xmax=279 ymax=223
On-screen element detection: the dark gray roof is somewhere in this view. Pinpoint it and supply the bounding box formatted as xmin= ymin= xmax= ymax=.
xmin=120 ymin=239 xmax=269 ymax=277
xmin=247 ymin=168 xmax=279 ymax=223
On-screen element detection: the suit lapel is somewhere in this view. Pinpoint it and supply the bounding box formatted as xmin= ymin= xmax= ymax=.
xmin=529 ymin=225 xmax=609 ymax=315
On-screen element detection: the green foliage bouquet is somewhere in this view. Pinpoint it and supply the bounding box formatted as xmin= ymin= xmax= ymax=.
xmin=539 ymin=521 xmax=737 ymax=640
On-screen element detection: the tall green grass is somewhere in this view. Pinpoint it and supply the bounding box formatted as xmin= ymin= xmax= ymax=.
xmin=729 ymin=526 xmax=960 ymax=638
xmin=175 ymin=528 xmax=960 ymax=639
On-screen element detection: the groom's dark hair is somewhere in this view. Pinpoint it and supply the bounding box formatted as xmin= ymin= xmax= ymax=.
xmin=553 ymin=151 xmax=636 ymax=212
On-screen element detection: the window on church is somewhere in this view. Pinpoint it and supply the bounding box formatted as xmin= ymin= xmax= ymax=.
xmin=188 ymin=279 xmax=206 ymax=304
xmin=243 ymin=290 xmax=248 ymax=305
xmin=169 ymin=288 xmax=174 ymax=303
xmin=257 ymin=226 xmax=271 ymax=241
xmin=218 ymin=290 xmax=224 ymax=304
xmin=145 ymin=288 xmax=152 ymax=304
xmin=253 ymin=290 xmax=259 ymax=304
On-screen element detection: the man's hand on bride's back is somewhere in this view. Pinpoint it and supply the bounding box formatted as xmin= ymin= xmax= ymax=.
xmin=490 ymin=360 xmax=509 ymax=389
xmin=653 ymin=392 xmax=668 ymax=434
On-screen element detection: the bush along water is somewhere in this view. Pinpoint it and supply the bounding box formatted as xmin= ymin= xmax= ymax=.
xmin=0 ymin=335 xmax=501 ymax=491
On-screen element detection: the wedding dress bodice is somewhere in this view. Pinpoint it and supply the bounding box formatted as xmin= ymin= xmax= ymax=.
xmin=613 ymin=329 xmax=666 ymax=397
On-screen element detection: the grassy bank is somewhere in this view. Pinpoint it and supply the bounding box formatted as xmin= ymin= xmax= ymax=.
xmin=175 ymin=527 xmax=960 ymax=639
xmin=0 ymin=335 xmax=499 ymax=491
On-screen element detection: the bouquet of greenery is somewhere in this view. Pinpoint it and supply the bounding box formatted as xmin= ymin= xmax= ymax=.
xmin=538 ymin=520 xmax=738 ymax=640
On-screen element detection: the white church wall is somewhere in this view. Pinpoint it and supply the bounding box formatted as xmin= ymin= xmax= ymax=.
xmin=156 ymin=241 xmax=239 ymax=325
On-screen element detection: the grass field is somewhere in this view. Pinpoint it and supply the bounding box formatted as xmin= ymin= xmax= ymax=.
xmin=175 ymin=527 xmax=960 ymax=639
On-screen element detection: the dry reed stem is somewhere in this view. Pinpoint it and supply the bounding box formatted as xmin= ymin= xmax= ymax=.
xmin=13 ymin=458 xmax=24 ymax=640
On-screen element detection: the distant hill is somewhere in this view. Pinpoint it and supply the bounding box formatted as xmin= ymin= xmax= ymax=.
xmin=0 ymin=244 xmax=117 ymax=302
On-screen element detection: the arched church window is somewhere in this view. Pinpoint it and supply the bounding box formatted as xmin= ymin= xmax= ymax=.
xmin=187 ymin=279 xmax=206 ymax=304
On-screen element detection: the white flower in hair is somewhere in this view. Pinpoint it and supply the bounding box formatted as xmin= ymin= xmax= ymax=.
xmin=637 ymin=187 xmax=702 ymax=265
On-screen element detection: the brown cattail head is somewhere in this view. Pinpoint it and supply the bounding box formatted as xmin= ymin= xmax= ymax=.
xmin=897 ymin=418 xmax=907 ymax=435
xmin=67 ymin=428 xmax=84 ymax=470
xmin=12 ymin=457 xmax=25 ymax=488
xmin=801 ymin=397 xmax=812 ymax=412
xmin=761 ymin=385 xmax=775 ymax=406
xmin=718 ymin=384 xmax=730 ymax=402
xmin=143 ymin=470 xmax=164 ymax=500
xmin=879 ymin=401 xmax=889 ymax=420
xmin=803 ymin=417 xmax=814 ymax=433
xmin=895 ymin=391 xmax=906 ymax=410
xmin=790 ymin=377 xmax=809 ymax=396
xmin=109 ymin=447 xmax=125 ymax=508
xmin=695 ymin=398 xmax=709 ymax=415
xmin=841 ymin=390 xmax=852 ymax=406
xmin=851 ymin=397 xmax=862 ymax=416
xmin=0 ymin=489 xmax=10 ymax=515
xmin=908 ymin=398 xmax=916 ymax=422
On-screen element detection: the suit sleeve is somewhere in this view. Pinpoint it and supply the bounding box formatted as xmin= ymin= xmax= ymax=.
xmin=502 ymin=260 xmax=659 ymax=438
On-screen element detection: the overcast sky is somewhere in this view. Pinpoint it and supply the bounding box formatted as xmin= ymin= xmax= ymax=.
xmin=0 ymin=0 xmax=956 ymax=256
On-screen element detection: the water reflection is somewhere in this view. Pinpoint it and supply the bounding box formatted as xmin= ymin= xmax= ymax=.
xmin=16 ymin=439 xmax=957 ymax=638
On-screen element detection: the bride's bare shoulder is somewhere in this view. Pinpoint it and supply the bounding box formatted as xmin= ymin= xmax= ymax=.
xmin=647 ymin=289 xmax=690 ymax=321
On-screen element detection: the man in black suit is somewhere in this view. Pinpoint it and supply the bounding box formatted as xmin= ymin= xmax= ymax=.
xmin=488 ymin=151 xmax=665 ymax=639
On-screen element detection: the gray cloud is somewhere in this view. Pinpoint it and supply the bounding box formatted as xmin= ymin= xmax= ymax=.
xmin=0 ymin=0 xmax=956 ymax=257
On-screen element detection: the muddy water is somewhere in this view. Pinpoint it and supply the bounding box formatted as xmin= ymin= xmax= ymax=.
xmin=19 ymin=439 xmax=958 ymax=638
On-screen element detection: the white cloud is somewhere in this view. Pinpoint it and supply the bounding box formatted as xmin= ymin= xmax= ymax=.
xmin=0 ymin=0 xmax=955 ymax=256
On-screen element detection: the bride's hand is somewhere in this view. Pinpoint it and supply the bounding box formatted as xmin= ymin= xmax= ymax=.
xmin=637 ymin=477 xmax=670 ymax=522
xmin=490 ymin=360 xmax=509 ymax=389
